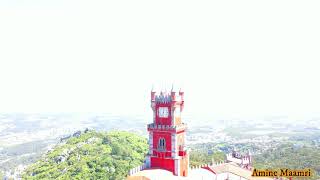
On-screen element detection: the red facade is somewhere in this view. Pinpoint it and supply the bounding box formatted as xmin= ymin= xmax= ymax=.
xmin=146 ymin=88 xmax=189 ymax=177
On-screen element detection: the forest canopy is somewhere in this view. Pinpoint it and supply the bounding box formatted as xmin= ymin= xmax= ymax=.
xmin=22 ymin=131 xmax=148 ymax=180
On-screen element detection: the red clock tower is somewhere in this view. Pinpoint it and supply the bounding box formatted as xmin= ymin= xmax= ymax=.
xmin=145 ymin=87 xmax=189 ymax=176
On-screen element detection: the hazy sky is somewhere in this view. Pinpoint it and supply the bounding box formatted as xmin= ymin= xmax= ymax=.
xmin=0 ymin=0 xmax=319 ymax=118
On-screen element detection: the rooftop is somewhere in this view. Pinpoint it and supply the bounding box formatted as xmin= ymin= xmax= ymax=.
xmin=127 ymin=163 xmax=274 ymax=180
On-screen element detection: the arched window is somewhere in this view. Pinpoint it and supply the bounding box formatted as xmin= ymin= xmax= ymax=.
xmin=158 ymin=138 xmax=166 ymax=151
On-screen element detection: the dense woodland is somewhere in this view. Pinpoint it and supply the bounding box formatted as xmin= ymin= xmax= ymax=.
xmin=254 ymin=143 xmax=320 ymax=180
xmin=23 ymin=131 xmax=148 ymax=180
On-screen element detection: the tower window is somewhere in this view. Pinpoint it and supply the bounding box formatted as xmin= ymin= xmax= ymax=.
xmin=158 ymin=138 xmax=166 ymax=151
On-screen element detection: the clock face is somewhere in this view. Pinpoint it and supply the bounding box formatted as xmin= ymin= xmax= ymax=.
xmin=158 ymin=107 xmax=169 ymax=118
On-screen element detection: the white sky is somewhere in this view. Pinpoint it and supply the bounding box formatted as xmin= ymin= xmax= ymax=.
xmin=0 ymin=0 xmax=320 ymax=118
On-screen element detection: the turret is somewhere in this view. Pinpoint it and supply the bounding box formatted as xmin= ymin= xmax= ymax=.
xmin=247 ymin=150 xmax=253 ymax=165
xmin=179 ymin=89 xmax=184 ymax=111
xmin=179 ymin=88 xmax=184 ymax=101
xmin=151 ymin=91 xmax=156 ymax=101
xmin=171 ymin=91 xmax=176 ymax=101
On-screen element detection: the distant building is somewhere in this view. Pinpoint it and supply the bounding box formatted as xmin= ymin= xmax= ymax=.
xmin=60 ymin=135 xmax=71 ymax=142
xmin=72 ymin=131 xmax=81 ymax=138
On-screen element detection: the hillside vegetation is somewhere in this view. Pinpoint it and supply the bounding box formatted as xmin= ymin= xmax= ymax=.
xmin=254 ymin=143 xmax=320 ymax=179
xmin=21 ymin=129 xmax=319 ymax=180
xmin=189 ymin=142 xmax=320 ymax=179
xmin=23 ymin=131 xmax=148 ymax=180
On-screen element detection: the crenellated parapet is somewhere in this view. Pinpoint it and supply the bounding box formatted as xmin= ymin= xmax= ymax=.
xmin=147 ymin=123 xmax=187 ymax=133
xmin=226 ymin=150 xmax=253 ymax=169
xmin=154 ymin=93 xmax=172 ymax=104
xmin=128 ymin=163 xmax=148 ymax=176
xmin=150 ymin=88 xmax=184 ymax=113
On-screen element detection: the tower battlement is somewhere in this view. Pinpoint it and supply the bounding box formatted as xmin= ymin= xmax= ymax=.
xmin=154 ymin=93 xmax=172 ymax=104
xmin=151 ymin=90 xmax=184 ymax=104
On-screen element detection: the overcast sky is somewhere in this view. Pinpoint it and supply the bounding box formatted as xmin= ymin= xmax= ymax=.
xmin=0 ymin=0 xmax=319 ymax=119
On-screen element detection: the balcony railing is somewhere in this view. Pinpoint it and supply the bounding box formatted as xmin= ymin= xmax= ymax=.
xmin=147 ymin=123 xmax=187 ymax=132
